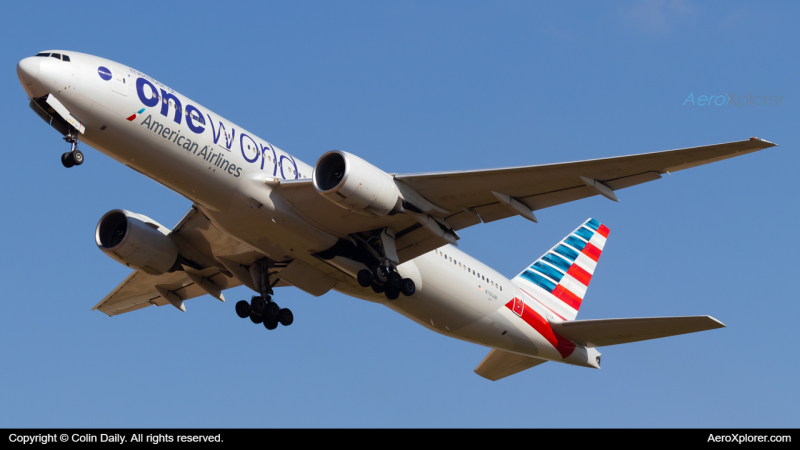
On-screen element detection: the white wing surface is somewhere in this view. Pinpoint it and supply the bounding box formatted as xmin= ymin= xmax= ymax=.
xmin=280 ymin=138 xmax=777 ymax=262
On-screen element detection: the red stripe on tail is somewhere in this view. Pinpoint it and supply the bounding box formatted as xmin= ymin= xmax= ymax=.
xmin=504 ymin=300 xmax=575 ymax=359
xmin=567 ymin=264 xmax=592 ymax=286
xmin=582 ymin=243 xmax=602 ymax=262
xmin=551 ymin=285 xmax=583 ymax=310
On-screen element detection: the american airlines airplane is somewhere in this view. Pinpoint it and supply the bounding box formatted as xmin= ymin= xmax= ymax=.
xmin=16 ymin=50 xmax=778 ymax=380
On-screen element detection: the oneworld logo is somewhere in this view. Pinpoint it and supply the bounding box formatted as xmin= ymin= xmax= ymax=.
xmin=683 ymin=92 xmax=784 ymax=107
xmin=98 ymin=66 xmax=112 ymax=81
xmin=133 ymin=75 xmax=300 ymax=180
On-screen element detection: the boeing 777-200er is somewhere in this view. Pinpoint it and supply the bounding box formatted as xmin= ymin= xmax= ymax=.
xmin=17 ymin=50 xmax=778 ymax=380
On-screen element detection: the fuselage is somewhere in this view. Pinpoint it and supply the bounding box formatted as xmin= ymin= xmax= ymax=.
xmin=17 ymin=50 xmax=598 ymax=369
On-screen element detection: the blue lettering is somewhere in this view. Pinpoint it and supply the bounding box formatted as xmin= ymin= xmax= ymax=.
xmin=159 ymin=89 xmax=182 ymax=125
xmin=185 ymin=105 xmax=205 ymax=134
xmin=240 ymin=133 xmax=259 ymax=163
xmin=206 ymin=114 xmax=234 ymax=150
xmin=136 ymin=78 xmax=159 ymax=107
xmin=279 ymin=155 xmax=298 ymax=180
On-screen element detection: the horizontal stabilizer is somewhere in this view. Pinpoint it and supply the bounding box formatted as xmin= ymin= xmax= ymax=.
xmin=474 ymin=348 xmax=548 ymax=381
xmin=551 ymin=316 xmax=725 ymax=347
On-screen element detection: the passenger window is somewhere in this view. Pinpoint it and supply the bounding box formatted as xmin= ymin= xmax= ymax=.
xmin=51 ymin=53 xmax=61 ymax=60
xmin=62 ymin=55 xmax=70 ymax=62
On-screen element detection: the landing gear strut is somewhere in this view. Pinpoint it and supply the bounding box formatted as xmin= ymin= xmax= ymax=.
xmin=61 ymin=132 xmax=83 ymax=168
xmin=234 ymin=258 xmax=293 ymax=331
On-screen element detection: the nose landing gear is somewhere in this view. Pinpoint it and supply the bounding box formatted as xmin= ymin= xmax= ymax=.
xmin=61 ymin=132 xmax=83 ymax=168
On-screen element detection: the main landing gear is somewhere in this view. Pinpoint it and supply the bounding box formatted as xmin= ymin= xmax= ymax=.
xmin=235 ymin=296 xmax=293 ymax=330
xmin=357 ymin=266 xmax=415 ymax=301
xmin=61 ymin=132 xmax=83 ymax=168
xmin=234 ymin=258 xmax=293 ymax=331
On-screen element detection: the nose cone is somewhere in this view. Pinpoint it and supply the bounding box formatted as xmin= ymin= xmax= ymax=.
xmin=17 ymin=57 xmax=45 ymax=98
xmin=17 ymin=57 xmax=40 ymax=82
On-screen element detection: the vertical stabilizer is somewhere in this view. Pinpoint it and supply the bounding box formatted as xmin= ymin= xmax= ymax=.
xmin=511 ymin=218 xmax=609 ymax=321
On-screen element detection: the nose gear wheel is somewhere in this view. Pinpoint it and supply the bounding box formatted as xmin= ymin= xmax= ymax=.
xmin=61 ymin=132 xmax=83 ymax=168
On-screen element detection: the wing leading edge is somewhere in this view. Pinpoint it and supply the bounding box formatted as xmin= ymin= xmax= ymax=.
xmin=286 ymin=137 xmax=777 ymax=263
xmin=395 ymin=138 xmax=777 ymax=227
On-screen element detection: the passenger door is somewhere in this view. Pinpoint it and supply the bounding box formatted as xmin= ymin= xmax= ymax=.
xmin=111 ymin=67 xmax=128 ymax=96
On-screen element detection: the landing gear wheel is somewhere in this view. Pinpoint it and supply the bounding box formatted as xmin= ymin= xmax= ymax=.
xmin=71 ymin=149 xmax=84 ymax=165
xmin=235 ymin=300 xmax=251 ymax=318
xmin=264 ymin=318 xmax=278 ymax=330
xmin=251 ymin=296 xmax=267 ymax=315
xmin=375 ymin=266 xmax=390 ymax=284
xmin=357 ymin=269 xmax=373 ymax=288
xmin=387 ymin=272 xmax=403 ymax=290
xmin=265 ymin=301 xmax=280 ymax=318
xmin=385 ymin=289 xmax=400 ymax=300
xmin=61 ymin=152 xmax=74 ymax=168
xmin=371 ymin=282 xmax=385 ymax=294
xmin=250 ymin=313 xmax=264 ymax=324
xmin=278 ymin=308 xmax=294 ymax=326
xmin=400 ymin=278 xmax=416 ymax=296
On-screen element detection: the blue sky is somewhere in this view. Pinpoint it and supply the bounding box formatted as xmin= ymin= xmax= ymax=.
xmin=1 ymin=1 xmax=797 ymax=427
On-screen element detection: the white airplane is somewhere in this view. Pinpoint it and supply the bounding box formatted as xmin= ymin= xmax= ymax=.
xmin=17 ymin=50 xmax=778 ymax=380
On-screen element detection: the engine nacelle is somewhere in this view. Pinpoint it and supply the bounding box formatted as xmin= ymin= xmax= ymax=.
xmin=312 ymin=150 xmax=403 ymax=216
xmin=95 ymin=210 xmax=179 ymax=275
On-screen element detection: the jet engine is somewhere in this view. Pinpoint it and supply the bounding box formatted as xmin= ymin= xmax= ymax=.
xmin=312 ymin=150 xmax=403 ymax=216
xmin=95 ymin=209 xmax=179 ymax=275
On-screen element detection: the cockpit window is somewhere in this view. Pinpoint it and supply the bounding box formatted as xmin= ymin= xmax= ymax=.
xmin=50 ymin=53 xmax=62 ymax=60
xmin=35 ymin=53 xmax=50 ymax=57
xmin=62 ymin=55 xmax=70 ymax=62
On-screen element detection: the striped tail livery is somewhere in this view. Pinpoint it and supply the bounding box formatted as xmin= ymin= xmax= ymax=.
xmin=512 ymin=218 xmax=609 ymax=321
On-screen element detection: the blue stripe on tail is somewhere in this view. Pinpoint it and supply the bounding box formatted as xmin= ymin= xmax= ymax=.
xmin=574 ymin=226 xmax=594 ymax=241
xmin=543 ymin=253 xmax=571 ymax=272
xmin=533 ymin=261 xmax=565 ymax=282
xmin=554 ymin=244 xmax=579 ymax=262
xmin=564 ymin=235 xmax=587 ymax=252
xmin=520 ymin=270 xmax=556 ymax=292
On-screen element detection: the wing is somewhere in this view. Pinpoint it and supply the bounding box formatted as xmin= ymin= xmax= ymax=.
xmin=396 ymin=138 xmax=777 ymax=225
xmin=92 ymin=267 xmax=239 ymax=316
xmin=93 ymin=206 xmax=366 ymax=316
xmin=280 ymin=138 xmax=777 ymax=262
xmin=93 ymin=206 xmax=273 ymax=316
